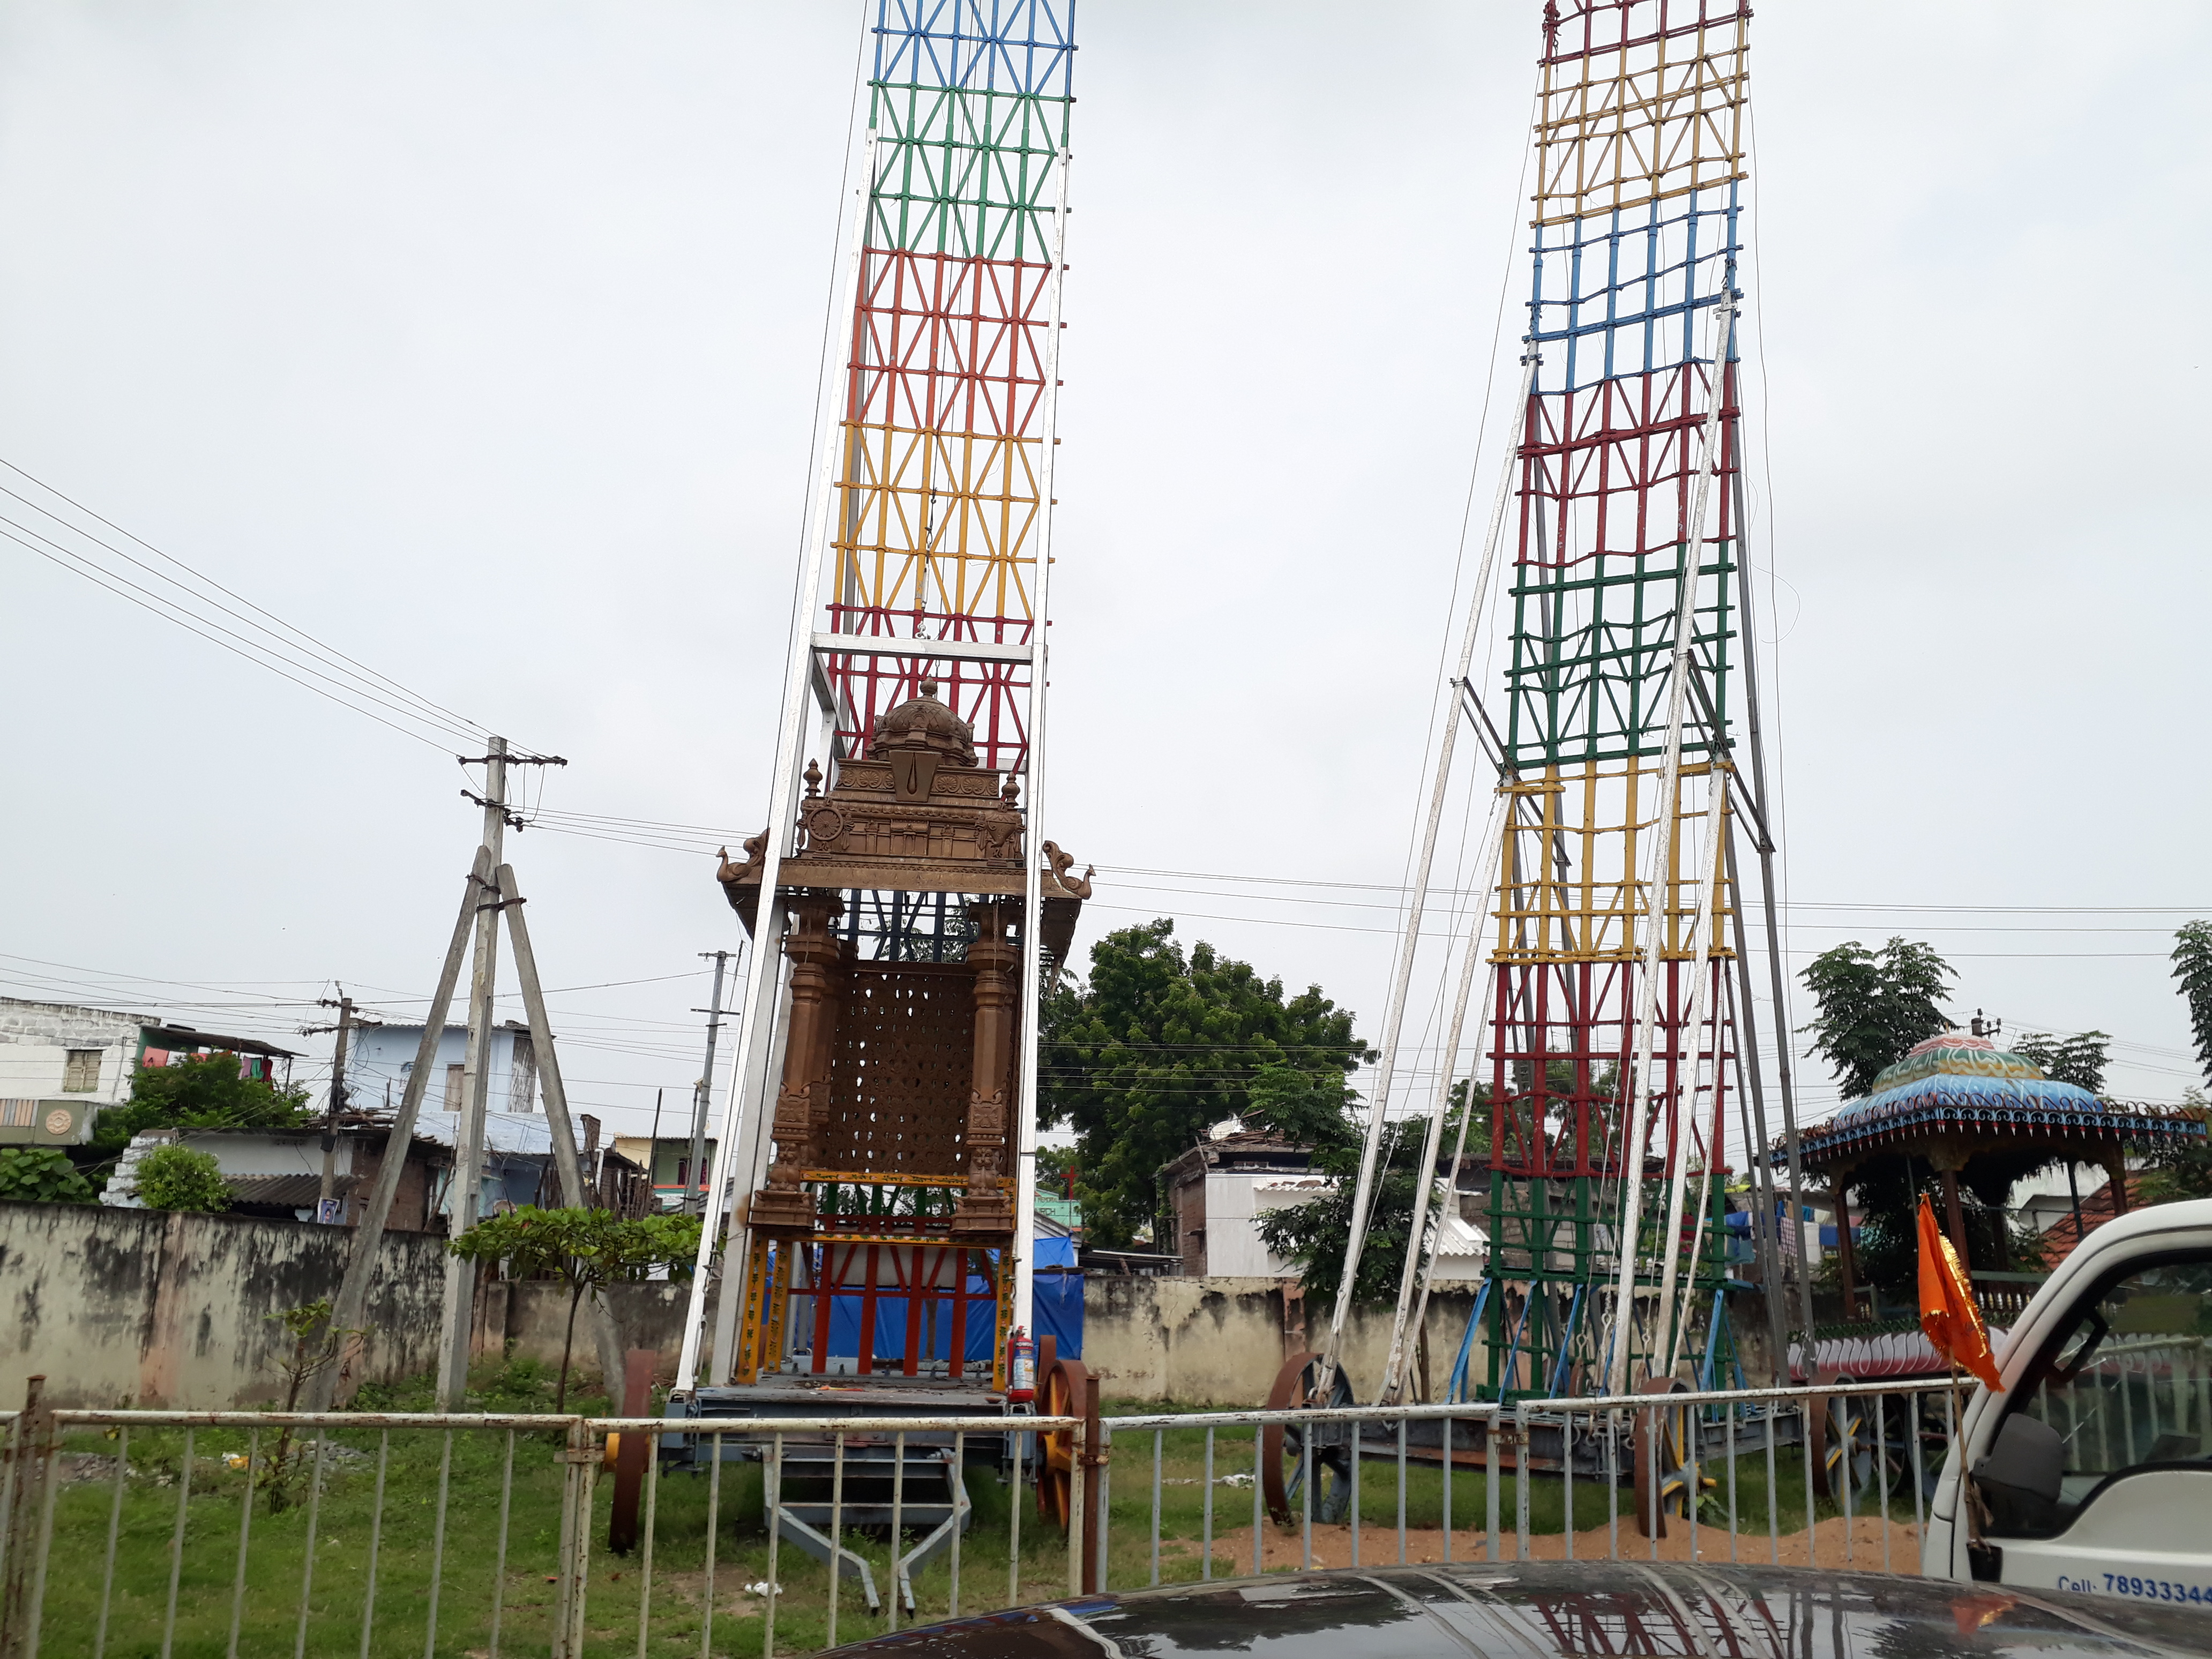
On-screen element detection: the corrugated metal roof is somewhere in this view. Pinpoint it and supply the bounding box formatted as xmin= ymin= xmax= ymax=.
xmin=226 ymin=1174 xmax=360 ymax=1207
xmin=143 ymin=1025 xmax=301 ymax=1058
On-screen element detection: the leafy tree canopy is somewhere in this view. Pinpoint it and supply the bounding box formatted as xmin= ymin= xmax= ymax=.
xmin=1040 ymin=920 xmax=1369 ymax=1247
xmin=93 ymin=1053 xmax=313 ymax=1159
xmin=451 ymin=1206 xmax=702 ymax=1408
xmin=1252 ymin=1070 xmax=1489 ymax=1308
xmin=2141 ymin=1088 xmax=2212 ymax=1207
xmin=2173 ymin=921 xmax=2212 ymax=1087
xmin=1036 ymin=1144 xmax=1080 ymax=1205
xmin=136 ymin=1143 xmax=233 ymax=1213
xmin=0 ymin=1146 xmax=95 ymax=1203
xmin=2012 ymin=1029 xmax=2111 ymax=1095
xmin=450 ymin=1205 xmax=702 ymax=1284
xmin=1799 ymin=938 xmax=1954 ymax=1100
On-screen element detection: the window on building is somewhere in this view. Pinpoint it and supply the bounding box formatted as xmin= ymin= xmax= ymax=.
xmin=509 ymin=1034 xmax=537 ymax=1114
xmin=675 ymin=1158 xmax=689 ymax=1189
xmin=62 ymin=1050 xmax=102 ymax=1093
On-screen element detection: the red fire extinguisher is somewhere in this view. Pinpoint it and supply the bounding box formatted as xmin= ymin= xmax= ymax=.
xmin=1006 ymin=1326 xmax=1035 ymax=1404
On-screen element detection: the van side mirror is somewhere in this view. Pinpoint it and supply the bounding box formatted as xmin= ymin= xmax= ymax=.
xmin=1972 ymin=1413 xmax=2063 ymax=1535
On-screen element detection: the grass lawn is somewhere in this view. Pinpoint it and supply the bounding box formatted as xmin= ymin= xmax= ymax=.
xmin=23 ymin=1370 xmax=1900 ymax=1659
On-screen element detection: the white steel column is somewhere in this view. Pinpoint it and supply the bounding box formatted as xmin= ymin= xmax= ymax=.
xmin=709 ymin=938 xmax=797 ymax=1385
xmin=1319 ymin=350 xmax=1538 ymax=1387
xmin=1011 ymin=146 xmax=1073 ymax=1342
xmin=1650 ymin=769 xmax=1728 ymax=1381
xmin=677 ymin=136 xmax=878 ymax=1394
xmin=1379 ymin=785 xmax=1513 ymax=1401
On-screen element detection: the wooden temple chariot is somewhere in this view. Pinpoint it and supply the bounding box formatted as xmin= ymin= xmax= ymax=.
xmin=716 ymin=679 xmax=1089 ymax=1389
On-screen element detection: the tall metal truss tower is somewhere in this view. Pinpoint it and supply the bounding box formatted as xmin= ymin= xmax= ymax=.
xmin=1328 ymin=0 xmax=1813 ymax=1410
xmin=678 ymin=0 xmax=1078 ymax=1393
xmin=1479 ymin=0 xmax=1757 ymax=1401
xmin=823 ymin=5 xmax=1072 ymax=782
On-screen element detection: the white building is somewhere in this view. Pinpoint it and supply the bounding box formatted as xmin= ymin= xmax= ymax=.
xmin=345 ymin=1020 xmax=541 ymax=1116
xmin=0 ymin=996 xmax=297 ymax=1148
xmin=1160 ymin=1122 xmax=1491 ymax=1281
xmin=1160 ymin=1130 xmax=1320 ymax=1277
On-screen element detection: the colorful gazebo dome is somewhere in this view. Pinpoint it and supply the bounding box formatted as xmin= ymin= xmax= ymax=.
xmin=1787 ymin=1026 xmax=2196 ymax=1175
xmin=1828 ymin=1032 xmax=2102 ymax=1133
xmin=1778 ymin=1025 xmax=2205 ymax=1358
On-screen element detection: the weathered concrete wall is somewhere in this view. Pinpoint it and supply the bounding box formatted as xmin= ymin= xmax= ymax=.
xmin=1080 ymin=1275 xmax=1487 ymax=1404
xmin=0 ymin=1199 xmax=449 ymax=1408
xmin=0 ymin=1200 xmax=727 ymax=1409
xmin=2 ymin=1196 xmax=1478 ymax=1410
xmin=478 ymin=1279 xmax=715 ymax=1381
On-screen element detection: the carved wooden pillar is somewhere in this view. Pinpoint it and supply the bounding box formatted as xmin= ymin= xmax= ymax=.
xmin=953 ymin=901 xmax=1017 ymax=1238
xmin=750 ymin=892 xmax=845 ymax=1232
xmin=1940 ymin=1166 xmax=1971 ymax=1268
xmin=1831 ymin=1172 xmax=1860 ymax=1321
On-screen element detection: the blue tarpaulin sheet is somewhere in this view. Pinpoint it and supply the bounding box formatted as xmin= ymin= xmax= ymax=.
xmin=818 ymin=1236 xmax=1082 ymax=1361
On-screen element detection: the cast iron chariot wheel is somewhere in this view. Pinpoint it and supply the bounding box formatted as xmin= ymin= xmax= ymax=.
xmin=1037 ymin=1351 xmax=1090 ymax=1530
xmin=1261 ymin=1351 xmax=1356 ymax=1527
xmin=1630 ymin=1377 xmax=1718 ymax=1537
xmin=1809 ymin=1369 xmax=1922 ymax=1508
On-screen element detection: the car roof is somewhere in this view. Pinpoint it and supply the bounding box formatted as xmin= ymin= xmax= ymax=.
xmin=823 ymin=1563 xmax=2212 ymax=1659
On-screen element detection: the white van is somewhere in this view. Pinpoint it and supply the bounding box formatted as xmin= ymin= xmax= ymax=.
xmin=1922 ymin=1197 xmax=2212 ymax=1604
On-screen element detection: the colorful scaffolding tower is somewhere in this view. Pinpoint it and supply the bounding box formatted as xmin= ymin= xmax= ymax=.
xmin=677 ymin=0 xmax=1079 ymax=1399
xmin=1306 ymin=0 xmax=1815 ymax=1418
xmin=1476 ymin=0 xmax=1757 ymax=1403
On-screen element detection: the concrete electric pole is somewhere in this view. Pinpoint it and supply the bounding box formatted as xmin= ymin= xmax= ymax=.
xmin=687 ymin=948 xmax=735 ymax=1216
xmin=320 ymin=741 xmax=570 ymax=1413
xmin=437 ymin=738 xmax=508 ymax=1409
xmin=313 ymin=991 xmax=356 ymax=1221
xmin=434 ymin=739 xmax=570 ymax=1409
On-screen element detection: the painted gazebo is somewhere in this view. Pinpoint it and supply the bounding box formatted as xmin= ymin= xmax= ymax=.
xmin=1789 ymin=1032 xmax=2206 ymax=1319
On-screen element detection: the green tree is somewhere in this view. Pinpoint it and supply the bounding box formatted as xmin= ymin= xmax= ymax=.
xmin=2012 ymin=1029 xmax=2111 ymax=1094
xmin=1250 ymin=1071 xmax=1494 ymax=1309
xmin=1035 ymin=1144 xmax=1078 ymax=1194
xmin=2173 ymin=921 xmax=2212 ymax=1086
xmin=1799 ymin=938 xmax=1955 ymax=1100
xmin=1040 ymin=920 xmax=1369 ymax=1246
xmin=0 ymin=1146 xmax=95 ymax=1203
xmin=93 ymin=1053 xmax=312 ymax=1162
xmin=136 ymin=1143 xmax=233 ymax=1212
xmin=450 ymin=1207 xmax=702 ymax=1409
xmin=2140 ymin=1088 xmax=2212 ymax=1206
xmin=260 ymin=1299 xmax=365 ymax=1507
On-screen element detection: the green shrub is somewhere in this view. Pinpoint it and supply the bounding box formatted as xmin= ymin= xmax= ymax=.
xmin=92 ymin=1052 xmax=312 ymax=1159
xmin=450 ymin=1207 xmax=703 ymax=1409
xmin=136 ymin=1144 xmax=232 ymax=1212
xmin=0 ymin=1146 xmax=95 ymax=1203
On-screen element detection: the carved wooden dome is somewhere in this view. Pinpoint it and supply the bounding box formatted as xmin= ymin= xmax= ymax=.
xmin=872 ymin=677 xmax=976 ymax=765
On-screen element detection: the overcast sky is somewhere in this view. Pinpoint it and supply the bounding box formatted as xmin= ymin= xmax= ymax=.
xmin=3 ymin=2 xmax=2206 ymax=1163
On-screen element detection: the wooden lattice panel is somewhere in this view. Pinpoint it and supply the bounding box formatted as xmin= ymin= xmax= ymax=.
xmin=823 ymin=962 xmax=976 ymax=1179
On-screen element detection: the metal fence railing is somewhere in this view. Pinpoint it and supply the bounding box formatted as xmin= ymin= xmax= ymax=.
xmin=1092 ymin=1378 xmax=1961 ymax=1585
xmin=0 ymin=1376 xmax=1967 ymax=1659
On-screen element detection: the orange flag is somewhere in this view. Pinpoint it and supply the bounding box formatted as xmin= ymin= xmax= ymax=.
xmin=1919 ymin=1192 xmax=2002 ymax=1388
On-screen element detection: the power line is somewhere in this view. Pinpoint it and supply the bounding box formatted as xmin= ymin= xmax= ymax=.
xmin=503 ymin=809 xmax=2212 ymax=922
xmin=0 ymin=458 xmax=538 ymax=756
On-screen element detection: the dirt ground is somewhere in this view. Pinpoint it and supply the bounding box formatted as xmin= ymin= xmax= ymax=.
xmin=1186 ymin=1514 xmax=1924 ymax=1574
